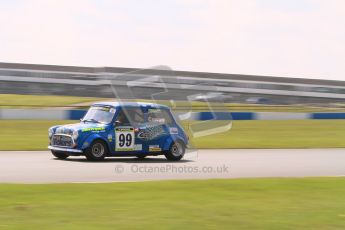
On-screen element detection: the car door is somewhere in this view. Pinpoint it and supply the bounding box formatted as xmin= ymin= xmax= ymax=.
xmin=141 ymin=108 xmax=173 ymax=153
xmin=113 ymin=107 xmax=145 ymax=153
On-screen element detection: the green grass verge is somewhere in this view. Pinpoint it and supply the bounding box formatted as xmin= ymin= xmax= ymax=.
xmin=0 ymin=178 xmax=344 ymax=229
xmin=0 ymin=94 xmax=105 ymax=108
xmin=184 ymin=120 xmax=345 ymax=149
xmin=0 ymin=120 xmax=73 ymax=151
xmin=1 ymin=93 xmax=345 ymax=112
xmin=0 ymin=120 xmax=344 ymax=150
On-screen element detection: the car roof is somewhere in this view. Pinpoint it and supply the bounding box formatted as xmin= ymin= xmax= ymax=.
xmin=92 ymin=101 xmax=170 ymax=110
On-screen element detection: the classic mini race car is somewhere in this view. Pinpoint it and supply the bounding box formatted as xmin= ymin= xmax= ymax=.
xmin=48 ymin=102 xmax=188 ymax=161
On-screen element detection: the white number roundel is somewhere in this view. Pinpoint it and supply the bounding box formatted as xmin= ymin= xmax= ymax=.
xmin=115 ymin=127 xmax=135 ymax=151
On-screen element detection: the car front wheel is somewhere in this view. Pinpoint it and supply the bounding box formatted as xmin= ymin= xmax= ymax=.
xmin=85 ymin=140 xmax=107 ymax=161
xmin=51 ymin=150 xmax=69 ymax=160
xmin=164 ymin=141 xmax=185 ymax=161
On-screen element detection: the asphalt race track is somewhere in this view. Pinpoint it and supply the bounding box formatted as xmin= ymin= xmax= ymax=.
xmin=0 ymin=149 xmax=344 ymax=183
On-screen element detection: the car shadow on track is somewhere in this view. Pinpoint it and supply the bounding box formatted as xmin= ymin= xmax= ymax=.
xmin=53 ymin=157 xmax=194 ymax=164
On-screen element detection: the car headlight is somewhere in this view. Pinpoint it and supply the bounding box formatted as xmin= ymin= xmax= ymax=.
xmin=48 ymin=128 xmax=54 ymax=139
xmin=72 ymin=130 xmax=79 ymax=141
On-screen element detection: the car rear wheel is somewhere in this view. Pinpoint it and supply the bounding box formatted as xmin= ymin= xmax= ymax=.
xmin=164 ymin=141 xmax=185 ymax=161
xmin=85 ymin=140 xmax=107 ymax=161
xmin=51 ymin=150 xmax=69 ymax=160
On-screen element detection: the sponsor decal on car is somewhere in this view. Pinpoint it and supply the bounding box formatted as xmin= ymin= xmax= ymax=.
xmin=137 ymin=125 xmax=166 ymax=141
xmin=169 ymin=127 xmax=178 ymax=134
xmin=149 ymin=145 xmax=161 ymax=152
xmin=81 ymin=127 xmax=105 ymax=132
xmin=148 ymin=117 xmax=165 ymax=123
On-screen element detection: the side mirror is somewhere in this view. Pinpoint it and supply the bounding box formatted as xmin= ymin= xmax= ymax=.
xmin=114 ymin=120 xmax=121 ymax=126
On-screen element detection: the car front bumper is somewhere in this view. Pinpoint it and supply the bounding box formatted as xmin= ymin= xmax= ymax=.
xmin=48 ymin=146 xmax=83 ymax=153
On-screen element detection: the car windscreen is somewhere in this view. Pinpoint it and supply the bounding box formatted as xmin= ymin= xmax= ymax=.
xmin=82 ymin=106 xmax=116 ymax=124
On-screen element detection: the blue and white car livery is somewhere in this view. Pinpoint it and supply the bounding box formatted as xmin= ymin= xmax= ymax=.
xmin=48 ymin=102 xmax=188 ymax=161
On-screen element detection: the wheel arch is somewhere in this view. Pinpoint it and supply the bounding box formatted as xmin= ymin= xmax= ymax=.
xmin=81 ymin=134 xmax=111 ymax=153
xmin=163 ymin=136 xmax=187 ymax=151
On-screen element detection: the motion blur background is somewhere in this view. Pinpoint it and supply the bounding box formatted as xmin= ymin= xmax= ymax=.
xmin=0 ymin=61 xmax=344 ymax=150
xmin=1 ymin=62 xmax=345 ymax=104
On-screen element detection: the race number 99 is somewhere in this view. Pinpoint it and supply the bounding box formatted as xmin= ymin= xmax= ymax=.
xmin=118 ymin=133 xmax=132 ymax=147
xmin=115 ymin=128 xmax=135 ymax=151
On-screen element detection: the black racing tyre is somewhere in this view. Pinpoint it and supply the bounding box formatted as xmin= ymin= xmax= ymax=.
xmin=164 ymin=141 xmax=185 ymax=161
xmin=51 ymin=150 xmax=69 ymax=160
xmin=85 ymin=140 xmax=107 ymax=161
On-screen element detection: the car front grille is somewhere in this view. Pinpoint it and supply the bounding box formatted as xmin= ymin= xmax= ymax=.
xmin=52 ymin=134 xmax=73 ymax=147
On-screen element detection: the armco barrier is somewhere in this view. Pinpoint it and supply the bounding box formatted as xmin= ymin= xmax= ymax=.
xmin=194 ymin=112 xmax=254 ymax=120
xmin=0 ymin=109 xmax=345 ymax=120
xmin=311 ymin=112 xmax=345 ymax=119
xmin=0 ymin=109 xmax=67 ymax=120
xmin=67 ymin=110 xmax=87 ymax=120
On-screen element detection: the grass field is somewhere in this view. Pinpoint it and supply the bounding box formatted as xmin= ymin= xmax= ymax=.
xmin=185 ymin=120 xmax=345 ymax=149
xmin=0 ymin=178 xmax=344 ymax=229
xmin=0 ymin=94 xmax=106 ymax=108
xmin=0 ymin=120 xmax=73 ymax=151
xmin=0 ymin=120 xmax=344 ymax=150
xmin=1 ymin=93 xmax=344 ymax=112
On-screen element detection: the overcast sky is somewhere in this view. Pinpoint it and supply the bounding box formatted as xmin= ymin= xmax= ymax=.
xmin=0 ymin=0 xmax=344 ymax=80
